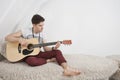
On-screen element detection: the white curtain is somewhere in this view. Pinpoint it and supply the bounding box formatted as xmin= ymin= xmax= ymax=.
xmin=0 ymin=0 xmax=49 ymax=40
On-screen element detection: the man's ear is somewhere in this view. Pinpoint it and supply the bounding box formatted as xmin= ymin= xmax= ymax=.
xmin=33 ymin=24 xmax=36 ymax=27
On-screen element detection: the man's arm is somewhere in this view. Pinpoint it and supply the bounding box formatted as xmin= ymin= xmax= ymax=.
xmin=43 ymin=39 xmax=61 ymax=51
xmin=42 ymin=39 xmax=53 ymax=51
xmin=5 ymin=31 xmax=22 ymax=43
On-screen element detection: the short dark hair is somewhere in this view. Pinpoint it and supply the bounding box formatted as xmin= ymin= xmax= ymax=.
xmin=31 ymin=14 xmax=45 ymax=24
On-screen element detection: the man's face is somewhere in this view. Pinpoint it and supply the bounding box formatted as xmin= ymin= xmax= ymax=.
xmin=33 ymin=22 xmax=44 ymax=33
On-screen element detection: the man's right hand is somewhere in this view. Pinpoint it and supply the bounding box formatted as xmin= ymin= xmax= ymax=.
xmin=19 ymin=38 xmax=28 ymax=47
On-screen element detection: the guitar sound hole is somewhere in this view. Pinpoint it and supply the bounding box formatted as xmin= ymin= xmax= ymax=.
xmin=27 ymin=44 xmax=34 ymax=49
xmin=22 ymin=49 xmax=33 ymax=55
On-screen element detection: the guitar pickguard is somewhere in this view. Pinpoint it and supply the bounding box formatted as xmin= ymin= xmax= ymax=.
xmin=22 ymin=49 xmax=34 ymax=55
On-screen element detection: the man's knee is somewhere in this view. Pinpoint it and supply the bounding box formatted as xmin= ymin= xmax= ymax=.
xmin=54 ymin=50 xmax=63 ymax=56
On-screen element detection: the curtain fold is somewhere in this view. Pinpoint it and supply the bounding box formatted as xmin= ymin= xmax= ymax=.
xmin=0 ymin=0 xmax=48 ymax=39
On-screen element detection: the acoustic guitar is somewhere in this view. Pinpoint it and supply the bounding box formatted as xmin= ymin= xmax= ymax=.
xmin=6 ymin=38 xmax=72 ymax=62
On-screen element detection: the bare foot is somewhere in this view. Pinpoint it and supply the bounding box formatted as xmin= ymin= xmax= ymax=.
xmin=63 ymin=67 xmax=80 ymax=76
xmin=47 ymin=58 xmax=56 ymax=63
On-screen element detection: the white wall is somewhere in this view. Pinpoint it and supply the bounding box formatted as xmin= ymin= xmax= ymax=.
xmin=39 ymin=0 xmax=120 ymax=56
xmin=0 ymin=0 xmax=120 ymax=56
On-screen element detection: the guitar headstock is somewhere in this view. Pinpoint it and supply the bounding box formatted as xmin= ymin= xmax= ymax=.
xmin=62 ymin=40 xmax=72 ymax=45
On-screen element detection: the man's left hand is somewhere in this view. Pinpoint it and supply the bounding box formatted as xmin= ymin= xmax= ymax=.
xmin=54 ymin=41 xmax=61 ymax=50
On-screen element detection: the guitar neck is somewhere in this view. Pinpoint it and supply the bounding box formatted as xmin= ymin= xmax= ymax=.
xmin=33 ymin=41 xmax=62 ymax=48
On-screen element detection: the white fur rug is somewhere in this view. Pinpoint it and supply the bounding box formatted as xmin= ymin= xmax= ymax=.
xmin=106 ymin=55 xmax=120 ymax=80
xmin=0 ymin=54 xmax=118 ymax=80
xmin=0 ymin=78 xmax=3 ymax=80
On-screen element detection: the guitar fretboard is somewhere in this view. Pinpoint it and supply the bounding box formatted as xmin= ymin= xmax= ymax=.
xmin=33 ymin=41 xmax=62 ymax=48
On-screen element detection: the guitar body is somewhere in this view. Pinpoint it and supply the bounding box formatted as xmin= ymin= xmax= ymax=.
xmin=6 ymin=38 xmax=40 ymax=62
xmin=6 ymin=38 xmax=71 ymax=62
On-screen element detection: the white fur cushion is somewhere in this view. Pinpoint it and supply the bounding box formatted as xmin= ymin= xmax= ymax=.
xmin=109 ymin=68 xmax=120 ymax=80
xmin=106 ymin=55 xmax=120 ymax=67
xmin=0 ymin=54 xmax=5 ymax=61
xmin=0 ymin=38 xmax=6 ymax=58
xmin=0 ymin=78 xmax=3 ymax=80
xmin=0 ymin=54 xmax=118 ymax=80
xmin=106 ymin=55 xmax=120 ymax=80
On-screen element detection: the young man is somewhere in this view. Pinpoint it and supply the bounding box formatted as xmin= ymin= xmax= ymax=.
xmin=5 ymin=14 xmax=80 ymax=76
